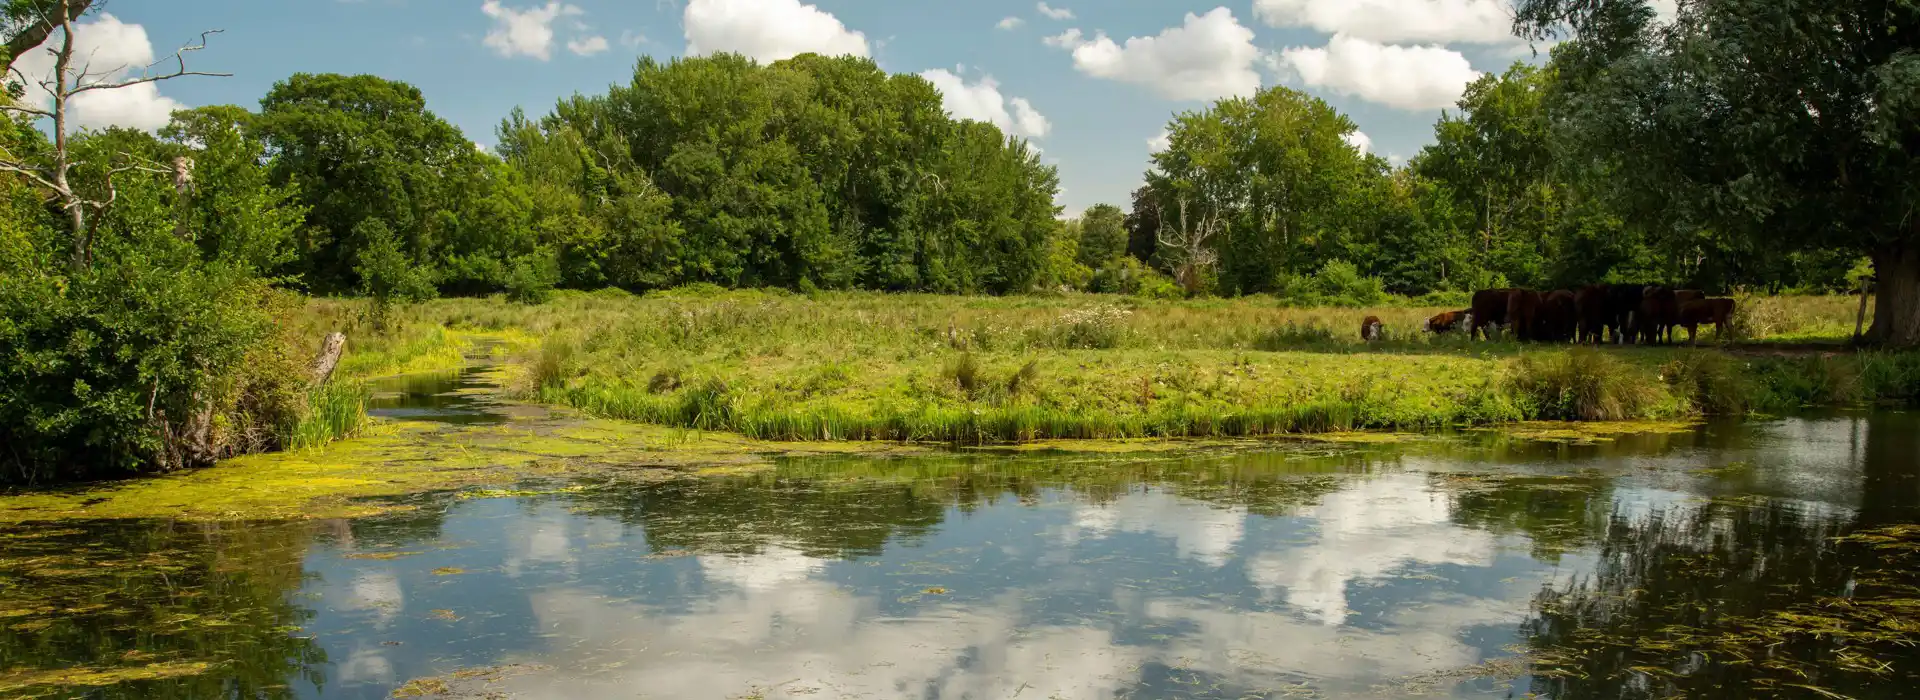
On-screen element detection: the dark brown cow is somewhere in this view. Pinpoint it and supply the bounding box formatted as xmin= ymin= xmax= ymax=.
xmin=1605 ymin=283 xmax=1647 ymax=343
xmin=1638 ymin=286 xmax=1680 ymax=344
xmin=1675 ymin=289 xmax=1705 ymax=306
xmin=1574 ymin=284 xmax=1610 ymax=344
xmin=1537 ymin=290 xmax=1578 ymax=342
xmin=1360 ymin=315 xmax=1384 ymax=342
xmin=1424 ymin=309 xmax=1472 ymax=334
xmin=1506 ymin=289 xmax=1542 ymax=342
xmin=1677 ymin=298 xmax=1736 ymax=345
xmin=1470 ymin=288 xmax=1513 ymax=340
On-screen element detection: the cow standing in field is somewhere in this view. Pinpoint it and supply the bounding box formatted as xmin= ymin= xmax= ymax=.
xmin=1470 ymin=289 xmax=1514 ymax=340
xmin=1539 ymin=290 xmax=1578 ymax=342
xmin=1605 ymin=283 xmax=1648 ymax=343
xmin=1360 ymin=315 xmax=1384 ymax=342
xmin=1424 ymin=309 xmax=1472 ymax=335
xmin=1638 ymin=286 xmax=1681 ymax=344
xmin=1575 ymin=284 xmax=1610 ymax=344
xmin=1677 ymin=298 xmax=1736 ymax=345
xmin=1506 ymin=289 xmax=1543 ymax=342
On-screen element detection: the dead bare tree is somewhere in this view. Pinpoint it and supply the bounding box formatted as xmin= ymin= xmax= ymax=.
xmin=1155 ymin=193 xmax=1224 ymax=294
xmin=0 ymin=0 xmax=226 ymax=269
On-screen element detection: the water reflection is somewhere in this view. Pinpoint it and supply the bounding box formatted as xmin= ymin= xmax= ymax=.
xmin=0 ymin=414 xmax=1915 ymax=698
xmin=364 ymin=368 xmax=508 ymax=425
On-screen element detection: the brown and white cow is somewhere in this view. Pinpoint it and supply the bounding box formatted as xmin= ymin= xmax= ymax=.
xmin=1360 ymin=315 xmax=1385 ymax=342
xmin=1424 ymin=309 xmax=1473 ymax=335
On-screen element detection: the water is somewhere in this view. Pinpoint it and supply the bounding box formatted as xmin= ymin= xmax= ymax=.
xmin=2 ymin=412 xmax=1917 ymax=698
xmin=365 ymin=368 xmax=508 ymax=425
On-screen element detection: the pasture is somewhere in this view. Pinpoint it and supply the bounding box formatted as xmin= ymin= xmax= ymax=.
xmin=299 ymin=288 xmax=1918 ymax=443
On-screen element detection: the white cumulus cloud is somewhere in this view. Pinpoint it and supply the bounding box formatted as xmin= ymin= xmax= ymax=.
xmin=12 ymin=13 xmax=184 ymax=131
xmin=920 ymin=68 xmax=1051 ymax=139
xmin=482 ymin=1 xmax=583 ymax=60
xmin=1047 ymin=8 xmax=1263 ymax=102
xmin=1253 ymin=0 xmax=1516 ymax=44
xmin=1036 ymin=2 xmax=1074 ymax=20
xmin=1344 ymin=129 xmax=1371 ymax=153
xmin=684 ymin=0 xmax=870 ymax=64
xmin=1147 ymin=129 xmax=1171 ymax=153
xmin=567 ymin=35 xmax=609 ymax=56
xmin=997 ymin=16 xmax=1024 ymax=30
xmin=1274 ymin=34 xmax=1480 ymax=110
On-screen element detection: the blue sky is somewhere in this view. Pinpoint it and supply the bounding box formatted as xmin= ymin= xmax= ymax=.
xmin=73 ymin=0 xmax=1578 ymax=216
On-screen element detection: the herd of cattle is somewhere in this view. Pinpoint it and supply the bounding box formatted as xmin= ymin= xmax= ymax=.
xmin=1360 ymin=285 xmax=1737 ymax=345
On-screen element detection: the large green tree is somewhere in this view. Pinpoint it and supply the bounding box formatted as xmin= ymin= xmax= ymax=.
xmin=1143 ymin=86 xmax=1370 ymax=294
xmin=254 ymin=73 xmax=503 ymax=295
xmin=1515 ymin=0 xmax=1920 ymax=343
xmin=510 ymin=53 xmax=1059 ymax=294
xmin=1075 ymin=203 xmax=1127 ymax=268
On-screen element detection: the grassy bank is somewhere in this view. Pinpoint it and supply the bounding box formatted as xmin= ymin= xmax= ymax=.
xmin=303 ymin=289 xmax=1915 ymax=444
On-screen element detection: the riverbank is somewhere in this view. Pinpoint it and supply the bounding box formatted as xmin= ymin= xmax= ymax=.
xmin=345 ymin=289 xmax=1913 ymax=443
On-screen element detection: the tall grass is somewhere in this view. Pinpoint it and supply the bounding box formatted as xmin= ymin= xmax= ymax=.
xmin=1508 ymin=348 xmax=1667 ymax=421
xmin=286 ymin=380 xmax=371 ymax=450
xmin=270 ymin=288 xmax=1906 ymax=446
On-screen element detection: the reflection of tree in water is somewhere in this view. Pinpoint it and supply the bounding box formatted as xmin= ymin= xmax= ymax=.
xmin=0 ymin=520 xmax=325 ymax=698
xmin=560 ymin=451 xmax=1362 ymax=558
xmin=1444 ymin=473 xmax=1613 ymax=562
xmin=1520 ymin=501 xmax=1920 ymax=698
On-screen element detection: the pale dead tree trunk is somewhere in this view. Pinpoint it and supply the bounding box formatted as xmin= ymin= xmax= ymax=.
xmin=1155 ymin=194 xmax=1222 ymax=294
xmin=310 ymin=332 xmax=347 ymax=386
xmin=0 ymin=0 xmax=227 ymax=269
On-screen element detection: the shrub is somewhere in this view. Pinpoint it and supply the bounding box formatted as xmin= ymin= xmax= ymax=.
xmin=1277 ymin=260 xmax=1388 ymax=308
xmin=504 ymin=252 xmax=560 ymax=305
xmin=0 ymin=263 xmax=293 ymax=482
xmin=1090 ymin=257 xmax=1181 ymax=299
xmin=1508 ymin=348 xmax=1660 ymax=421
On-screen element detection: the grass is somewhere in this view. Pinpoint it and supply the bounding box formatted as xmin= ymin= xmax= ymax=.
xmin=273 ymin=288 xmax=1914 ymax=445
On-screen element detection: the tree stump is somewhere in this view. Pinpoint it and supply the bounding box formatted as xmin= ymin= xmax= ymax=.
xmin=311 ymin=332 xmax=347 ymax=386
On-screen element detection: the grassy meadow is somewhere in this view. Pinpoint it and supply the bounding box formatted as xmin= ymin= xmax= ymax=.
xmin=290 ymin=288 xmax=1920 ymax=444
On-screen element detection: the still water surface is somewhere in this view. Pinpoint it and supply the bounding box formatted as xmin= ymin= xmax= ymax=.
xmin=1 ymin=386 xmax=1916 ymax=698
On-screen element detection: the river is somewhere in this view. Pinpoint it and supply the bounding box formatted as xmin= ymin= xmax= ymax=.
xmin=0 ymin=368 xmax=1915 ymax=698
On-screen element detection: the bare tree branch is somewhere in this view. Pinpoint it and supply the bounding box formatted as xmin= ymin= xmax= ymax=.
xmin=0 ymin=0 xmax=92 ymax=73
xmin=0 ymin=159 xmax=63 ymax=194
xmin=0 ymin=101 xmax=52 ymax=118
xmin=67 ymin=30 xmax=230 ymax=97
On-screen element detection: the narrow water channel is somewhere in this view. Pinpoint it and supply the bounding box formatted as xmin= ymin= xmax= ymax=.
xmin=1 ymin=402 xmax=1915 ymax=698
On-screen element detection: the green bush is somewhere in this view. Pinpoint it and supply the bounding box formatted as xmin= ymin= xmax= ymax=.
xmin=0 ymin=263 xmax=289 ymax=482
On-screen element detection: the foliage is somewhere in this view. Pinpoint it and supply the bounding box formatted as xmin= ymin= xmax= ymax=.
xmin=1515 ymin=0 xmax=1920 ymax=343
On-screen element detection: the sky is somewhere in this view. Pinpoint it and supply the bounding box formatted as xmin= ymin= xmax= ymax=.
xmin=44 ymin=0 xmax=1608 ymax=216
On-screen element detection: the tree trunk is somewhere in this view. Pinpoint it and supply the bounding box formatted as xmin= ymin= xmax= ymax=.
xmin=310 ymin=332 xmax=347 ymax=386
xmin=1867 ymin=240 xmax=1920 ymax=347
xmin=1853 ymin=278 xmax=1872 ymax=344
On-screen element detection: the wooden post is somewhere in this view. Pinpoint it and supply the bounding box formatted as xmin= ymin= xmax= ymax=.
xmin=1853 ymin=277 xmax=1872 ymax=345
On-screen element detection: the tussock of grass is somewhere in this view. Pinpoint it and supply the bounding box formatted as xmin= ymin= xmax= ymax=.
xmin=1509 ymin=349 xmax=1667 ymax=421
xmin=286 ymin=380 xmax=371 ymax=450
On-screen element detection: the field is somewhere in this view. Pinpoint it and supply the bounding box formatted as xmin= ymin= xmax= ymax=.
xmin=283 ymin=289 xmax=1920 ymax=444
